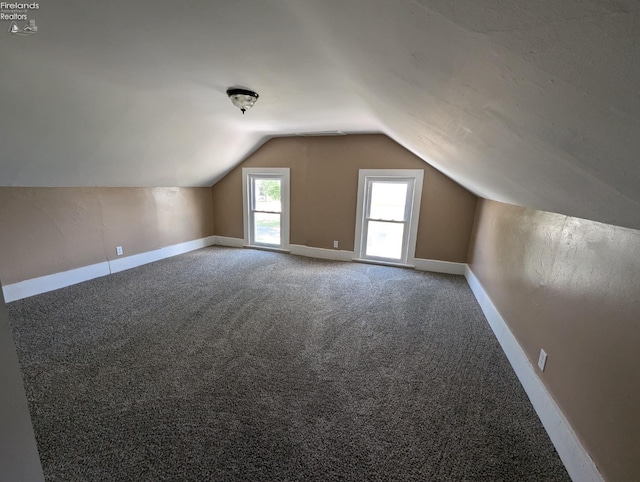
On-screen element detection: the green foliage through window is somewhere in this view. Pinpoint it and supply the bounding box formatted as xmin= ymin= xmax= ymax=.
xmin=260 ymin=180 xmax=281 ymax=201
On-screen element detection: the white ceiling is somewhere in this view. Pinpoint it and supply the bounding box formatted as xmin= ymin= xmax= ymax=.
xmin=1 ymin=0 xmax=639 ymax=229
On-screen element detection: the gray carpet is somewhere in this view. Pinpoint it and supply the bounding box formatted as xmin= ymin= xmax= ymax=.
xmin=7 ymin=247 xmax=570 ymax=481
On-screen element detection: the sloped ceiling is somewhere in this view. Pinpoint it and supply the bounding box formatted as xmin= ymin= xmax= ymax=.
xmin=1 ymin=0 xmax=639 ymax=229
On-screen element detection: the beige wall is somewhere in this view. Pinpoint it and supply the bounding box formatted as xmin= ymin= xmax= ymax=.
xmin=212 ymin=134 xmax=477 ymax=262
xmin=469 ymin=199 xmax=640 ymax=482
xmin=0 ymin=187 xmax=215 ymax=285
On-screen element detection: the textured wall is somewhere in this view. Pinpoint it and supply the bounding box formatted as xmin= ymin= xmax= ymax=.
xmin=468 ymin=199 xmax=640 ymax=482
xmin=0 ymin=187 xmax=215 ymax=285
xmin=212 ymin=134 xmax=478 ymax=262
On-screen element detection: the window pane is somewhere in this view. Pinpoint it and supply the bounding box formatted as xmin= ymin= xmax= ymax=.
xmin=253 ymin=178 xmax=281 ymax=212
xmin=369 ymin=182 xmax=407 ymax=221
xmin=365 ymin=220 xmax=404 ymax=260
xmin=254 ymin=212 xmax=281 ymax=245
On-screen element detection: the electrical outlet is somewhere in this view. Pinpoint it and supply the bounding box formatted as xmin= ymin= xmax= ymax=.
xmin=116 ymin=246 xmax=123 ymax=256
xmin=538 ymin=349 xmax=548 ymax=372
xmin=333 ymin=240 xmax=339 ymax=248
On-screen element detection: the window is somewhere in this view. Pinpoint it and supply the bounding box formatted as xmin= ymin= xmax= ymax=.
xmin=242 ymin=168 xmax=290 ymax=250
xmin=354 ymin=169 xmax=423 ymax=266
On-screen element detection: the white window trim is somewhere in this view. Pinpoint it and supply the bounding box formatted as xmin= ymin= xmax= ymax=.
xmin=353 ymin=169 xmax=424 ymax=266
xmin=242 ymin=167 xmax=291 ymax=251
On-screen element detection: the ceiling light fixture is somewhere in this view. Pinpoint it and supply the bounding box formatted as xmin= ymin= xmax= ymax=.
xmin=226 ymin=88 xmax=259 ymax=115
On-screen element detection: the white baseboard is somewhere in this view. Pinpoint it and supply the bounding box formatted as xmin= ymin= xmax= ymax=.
xmin=213 ymin=236 xmax=245 ymax=248
xmin=289 ymin=244 xmax=355 ymax=262
xmin=2 ymin=235 xmax=600 ymax=481
xmin=414 ymin=258 xmax=466 ymax=275
xmin=2 ymin=262 xmax=111 ymax=303
xmin=216 ymin=241 xmax=464 ymax=276
xmin=3 ymin=236 xmax=217 ymax=302
xmin=464 ymin=266 xmax=603 ymax=482
xmin=109 ymin=236 xmax=217 ymax=274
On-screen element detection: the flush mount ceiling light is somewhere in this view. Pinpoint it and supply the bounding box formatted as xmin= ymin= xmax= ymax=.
xmin=226 ymin=88 xmax=259 ymax=115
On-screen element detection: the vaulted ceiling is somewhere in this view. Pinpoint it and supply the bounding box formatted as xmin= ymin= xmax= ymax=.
xmin=1 ymin=0 xmax=639 ymax=229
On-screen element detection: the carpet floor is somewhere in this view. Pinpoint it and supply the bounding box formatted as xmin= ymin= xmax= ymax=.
xmin=8 ymin=247 xmax=571 ymax=481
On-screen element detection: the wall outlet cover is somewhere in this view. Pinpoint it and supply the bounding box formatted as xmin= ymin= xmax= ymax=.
xmin=333 ymin=240 xmax=339 ymax=248
xmin=538 ymin=348 xmax=548 ymax=372
xmin=116 ymin=246 xmax=123 ymax=256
